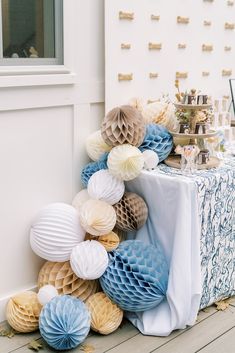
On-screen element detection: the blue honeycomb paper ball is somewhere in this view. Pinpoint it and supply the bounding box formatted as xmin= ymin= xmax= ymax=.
xmin=39 ymin=295 xmax=90 ymax=351
xmin=81 ymin=152 xmax=108 ymax=187
xmin=100 ymin=240 xmax=168 ymax=312
xmin=139 ymin=124 xmax=173 ymax=162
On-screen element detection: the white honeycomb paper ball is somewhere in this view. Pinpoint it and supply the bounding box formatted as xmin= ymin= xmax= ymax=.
xmin=72 ymin=189 xmax=90 ymax=211
xmin=70 ymin=240 xmax=109 ymax=280
xmin=142 ymin=150 xmax=159 ymax=170
xmin=86 ymin=130 xmax=112 ymax=161
xmin=30 ymin=203 xmax=85 ymax=262
xmin=87 ymin=170 xmax=125 ymax=205
xmin=107 ymin=144 xmax=144 ymax=181
xmin=79 ymin=199 xmax=116 ymax=236
xmin=37 ymin=285 xmax=58 ymax=306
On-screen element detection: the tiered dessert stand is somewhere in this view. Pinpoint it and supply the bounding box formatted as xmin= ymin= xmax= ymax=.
xmin=165 ymin=102 xmax=220 ymax=170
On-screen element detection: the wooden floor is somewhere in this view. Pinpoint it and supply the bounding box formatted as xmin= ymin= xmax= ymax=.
xmin=1 ymin=297 xmax=234 ymax=353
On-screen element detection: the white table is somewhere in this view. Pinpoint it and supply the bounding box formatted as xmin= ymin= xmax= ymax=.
xmin=126 ymin=158 xmax=235 ymax=336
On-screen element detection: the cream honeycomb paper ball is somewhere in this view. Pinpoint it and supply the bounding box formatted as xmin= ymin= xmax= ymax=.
xmin=38 ymin=261 xmax=100 ymax=301
xmin=107 ymin=144 xmax=144 ymax=181
xmin=72 ymin=189 xmax=90 ymax=211
xmin=86 ymin=130 xmax=112 ymax=161
xmin=30 ymin=203 xmax=85 ymax=262
xmin=80 ymin=199 xmax=116 ymax=236
xmin=128 ymin=97 xmax=145 ymax=112
xmin=142 ymin=150 xmax=159 ymax=169
xmin=70 ymin=240 xmax=109 ymax=280
xmin=87 ymin=169 xmax=125 ymax=205
xmin=85 ymin=231 xmax=120 ymax=252
xmin=142 ymin=101 xmax=178 ymax=131
xmin=101 ymin=105 xmax=146 ymax=147
xmin=6 ymin=291 xmax=42 ymax=333
xmin=37 ymin=285 xmax=58 ymax=306
xmin=114 ymin=192 xmax=148 ymax=231
xmin=86 ymin=292 xmax=123 ymax=335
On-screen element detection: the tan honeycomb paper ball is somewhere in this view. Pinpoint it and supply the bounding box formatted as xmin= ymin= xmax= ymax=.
xmin=85 ymin=231 xmax=120 ymax=252
xmin=86 ymin=292 xmax=123 ymax=335
xmin=38 ymin=261 xmax=100 ymax=302
xmin=101 ymin=105 xmax=146 ymax=147
xmin=80 ymin=199 xmax=116 ymax=236
xmin=114 ymin=192 xmax=148 ymax=231
xmin=107 ymin=144 xmax=144 ymax=181
xmin=6 ymin=291 xmax=42 ymax=333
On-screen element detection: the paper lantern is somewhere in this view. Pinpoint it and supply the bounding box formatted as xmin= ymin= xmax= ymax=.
xmin=113 ymin=227 xmax=127 ymax=243
xmin=37 ymin=285 xmax=58 ymax=306
xmin=38 ymin=261 xmax=100 ymax=301
xmin=86 ymin=292 xmax=123 ymax=335
xmin=6 ymin=291 xmax=42 ymax=333
xmin=72 ymin=189 xmax=90 ymax=211
xmin=39 ymin=296 xmax=90 ymax=351
xmin=100 ymin=240 xmax=169 ymax=312
xmin=88 ymin=169 xmax=125 ymax=205
xmin=85 ymin=231 xmax=120 ymax=252
xmin=114 ymin=192 xmax=148 ymax=231
xmin=70 ymin=240 xmax=109 ymax=280
xmin=30 ymin=203 xmax=85 ymax=262
xmin=101 ymin=105 xmax=146 ymax=147
xmin=139 ymin=124 xmax=173 ymax=162
xmin=142 ymin=101 xmax=178 ymax=131
xmin=86 ymin=130 xmax=112 ymax=161
xmin=142 ymin=150 xmax=159 ymax=169
xmin=81 ymin=153 xmax=108 ymax=187
xmin=97 ymin=232 xmax=120 ymax=252
xmin=80 ymin=199 xmax=116 ymax=236
xmin=107 ymin=144 xmax=144 ymax=181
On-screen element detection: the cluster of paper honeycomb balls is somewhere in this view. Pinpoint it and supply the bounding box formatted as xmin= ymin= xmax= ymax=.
xmin=5 ymin=104 xmax=172 ymax=351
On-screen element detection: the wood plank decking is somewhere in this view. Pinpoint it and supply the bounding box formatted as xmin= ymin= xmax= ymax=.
xmin=1 ymin=297 xmax=234 ymax=353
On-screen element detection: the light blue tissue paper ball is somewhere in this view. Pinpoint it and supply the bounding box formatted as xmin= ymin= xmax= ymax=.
xmin=39 ymin=295 xmax=90 ymax=351
xmin=100 ymin=240 xmax=168 ymax=312
xmin=139 ymin=124 xmax=173 ymax=162
xmin=81 ymin=152 xmax=108 ymax=187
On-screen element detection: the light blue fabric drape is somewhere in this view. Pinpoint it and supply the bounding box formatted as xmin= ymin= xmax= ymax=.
xmin=125 ymin=158 xmax=235 ymax=336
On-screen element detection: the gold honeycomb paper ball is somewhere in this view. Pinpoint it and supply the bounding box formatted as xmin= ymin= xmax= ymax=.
xmin=85 ymin=232 xmax=120 ymax=252
xmin=86 ymin=292 xmax=123 ymax=335
xmin=6 ymin=291 xmax=42 ymax=333
xmin=113 ymin=227 xmax=127 ymax=242
xmin=114 ymin=192 xmax=148 ymax=231
xmin=101 ymin=105 xmax=146 ymax=147
xmin=38 ymin=261 xmax=100 ymax=301
xmin=98 ymin=232 xmax=120 ymax=252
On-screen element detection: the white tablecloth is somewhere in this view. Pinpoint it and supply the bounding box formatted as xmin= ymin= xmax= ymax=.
xmin=125 ymin=159 xmax=235 ymax=336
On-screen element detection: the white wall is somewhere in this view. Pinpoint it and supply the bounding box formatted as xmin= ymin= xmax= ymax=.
xmin=0 ymin=0 xmax=105 ymax=321
xmin=105 ymin=0 xmax=235 ymax=111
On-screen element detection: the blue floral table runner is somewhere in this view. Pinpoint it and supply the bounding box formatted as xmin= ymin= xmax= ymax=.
xmin=158 ymin=157 xmax=235 ymax=308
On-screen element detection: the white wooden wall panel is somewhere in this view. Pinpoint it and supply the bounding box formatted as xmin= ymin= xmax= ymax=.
xmin=0 ymin=106 xmax=73 ymax=296
xmin=105 ymin=0 xmax=235 ymax=112
xmin=0 ymin=0 xmax=105 ymax=321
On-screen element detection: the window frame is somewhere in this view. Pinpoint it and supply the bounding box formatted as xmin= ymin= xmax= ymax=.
xmin=0 ymin=0 xmax=76 ymax=87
